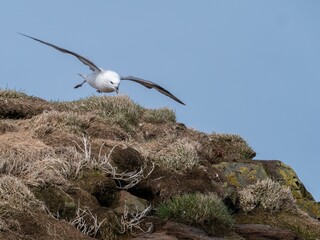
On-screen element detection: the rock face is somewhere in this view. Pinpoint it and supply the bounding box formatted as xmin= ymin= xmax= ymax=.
xmin=162 ymin=222 xmax=224 ymax=240
xmin=235 ymin=224 xmax=300 ymax=240
xmin=215 ymin=160 xmax=320 ymax=219
xmin=0 ymin=90 xmax=320 ymax=240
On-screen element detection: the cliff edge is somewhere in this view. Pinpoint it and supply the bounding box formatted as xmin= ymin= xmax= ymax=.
xmin=0 ymin=90 xmax=319 ymax=240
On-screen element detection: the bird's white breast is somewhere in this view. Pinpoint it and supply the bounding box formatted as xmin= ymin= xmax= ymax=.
xmin=86 ymin=70 xmax=120 ymax=93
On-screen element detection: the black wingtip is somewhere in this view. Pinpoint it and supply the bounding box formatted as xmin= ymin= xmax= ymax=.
xmin=17 ymin=32 xmax=39 ymax=42
xmin=173 ymin=97 xmax=186 ymax=105
xmin=17 ymin=32 xmax=31 ymax=38
xmin=177 ymin=99 xmax=186 ymax=105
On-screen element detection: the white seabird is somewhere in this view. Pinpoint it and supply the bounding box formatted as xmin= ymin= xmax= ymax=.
xmin=19 ymin=33 xmax=185 ymax=105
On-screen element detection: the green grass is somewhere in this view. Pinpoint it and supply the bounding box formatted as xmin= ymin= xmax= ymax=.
xmin=158 ymin=193 xmax=234 ymax=230
xmin=57 ymin=95 xmax=142 ymax=131
xmin=142 ymin=108 xmax=176 ymax=123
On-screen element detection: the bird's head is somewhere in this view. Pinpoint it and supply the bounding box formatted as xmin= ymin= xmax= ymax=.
xmin=108 ymin=79 xmax=120 ymax=93
xmin=101 ymin=70 xmax=121 ymax=93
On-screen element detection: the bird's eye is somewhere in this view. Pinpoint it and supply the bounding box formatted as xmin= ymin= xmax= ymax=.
xmin=110 ymin=81 xmax=114 ymax=84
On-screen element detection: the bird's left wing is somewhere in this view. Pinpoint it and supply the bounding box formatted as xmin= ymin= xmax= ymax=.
xmin=18 ymin=33 xmax=101 ymax=72
xmin=121 ymin=76 xmax=185 ymax=105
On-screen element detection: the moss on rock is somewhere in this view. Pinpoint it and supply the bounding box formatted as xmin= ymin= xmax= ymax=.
xmin=215 ymin=162 xmax=269 ymax=188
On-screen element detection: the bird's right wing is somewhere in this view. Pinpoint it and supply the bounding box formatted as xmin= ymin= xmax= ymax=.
xmin=121 ymin=75 xmax=185 ymax=105
xmin=19 ymin=33 xmax=101 ymax=72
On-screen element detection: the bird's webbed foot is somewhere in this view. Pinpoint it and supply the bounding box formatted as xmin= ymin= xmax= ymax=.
xmin=74 ymin=79 xmax=86 ymax=89
xmin=96 ymin=90 xmax=102 ymax=93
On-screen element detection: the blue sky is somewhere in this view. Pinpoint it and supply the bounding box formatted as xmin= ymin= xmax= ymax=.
xmin=1 ymin=1 xmax=319 ymax=201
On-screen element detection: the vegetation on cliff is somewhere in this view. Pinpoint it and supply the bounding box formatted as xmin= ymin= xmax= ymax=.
xmin=0 ymin=89 xmax=319 ymax=239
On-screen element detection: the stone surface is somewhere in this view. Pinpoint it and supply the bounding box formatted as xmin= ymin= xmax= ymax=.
xmin=235 ymin=224 xmax=300 ymax=240
xmin=113 ymin=190 xmax=150 ymax=215
xmin=214 ymin=161 xmax=269 ymax=188
xmin=162 ymin=222 xmax=224 ymax=240
xmin=216 ymin=160 xmax=320 ymax=219
xmin=76 ymin=169 xmax=117 ymax=207
xmin=110 ymin=146 xmax=144 ymax=172
xmin=33 ymin=185 xmax=77 ymax=220
xmin=131 ymin=232 xmax=178 ymax=240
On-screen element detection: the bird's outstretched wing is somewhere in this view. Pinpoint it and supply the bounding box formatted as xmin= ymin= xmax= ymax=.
xmin=121 ymin=76 xmax=185 ymax=105
xmin=18 ymin=33 xmax=101 ymax=72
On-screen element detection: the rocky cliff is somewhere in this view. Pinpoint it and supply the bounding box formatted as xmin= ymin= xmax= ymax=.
xmin=0 ymin=90 xmax=319 ymax=240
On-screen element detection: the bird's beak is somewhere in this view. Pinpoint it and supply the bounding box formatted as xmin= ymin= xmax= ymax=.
xmin=115 ymin=87 xmax=119 ymax=94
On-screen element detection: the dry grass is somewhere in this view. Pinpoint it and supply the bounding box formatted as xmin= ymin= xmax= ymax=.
xmin=129 ymin=127 xmax=201 ymax=173
xmin=204 ymin=133 xmax=256 ymax=161
xmin=132 ymin=131 xmax=255 ymax=170
xmin=239 ymin=178 xmax=297 ymax=213
xmin=0 ymin=131 xmax=76 ymax=186
xmin=0 ymin=90 xmax=51 ymax=119
xmin=0 ymin=120 xmax=17 ymax=133
xmin=0 ymin=151 xmax=74 ymax=187
xmin=70 ymin=207 xmax=107 ymax=238
xmin=27 ymin=110 xmax=91 ymax=137
xmin=211 ymin=133 xmax=255 ymax=159
xmin=0 ymin=130 xmax=151 ymax=188
xmin=74 ymin=137 xmax=154 ymax=189
xmin=0 ymin=175 xmax=45 ymax=212
xmin=118 ymin=204 xmax=153 ymax=236
xmin=69 ymin=204 xmax=153 ymax=239
xmin=0 ymin=131 xmax=155 ymax=238
xmin=0 ymin=89 xmax=31 ymax=99
xmin=5 ymin=89 xmax=318 ymax=238
xmin=0 ymin=131 xmax=53 ymax=158
xmin=151 ymin=138 xmax=200 ymax=172
xmin=0 ymin=132 xmax=55 ymax=177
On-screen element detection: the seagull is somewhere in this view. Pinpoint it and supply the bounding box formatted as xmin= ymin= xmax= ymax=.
xmin=19 ymin=33 xmax=185 ymax=105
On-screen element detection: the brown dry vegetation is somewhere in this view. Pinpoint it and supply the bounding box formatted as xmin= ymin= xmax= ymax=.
xmin=0 ymin=89 xmax=319 ymax=240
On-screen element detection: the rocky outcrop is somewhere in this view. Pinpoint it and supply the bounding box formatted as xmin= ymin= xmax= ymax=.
xmin=162 ymin=222 xmax=224 ymax=240
xmin=131 ymin=223 xmax=302 ymax=240
xmin=235 ymin=224 xmax=300 ymax=240
xmin=215 ymin=159 xmax=320 ymax=219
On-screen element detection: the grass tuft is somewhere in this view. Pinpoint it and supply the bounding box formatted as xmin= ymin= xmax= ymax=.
xmin=152 ymin=138 xmax=200 ymax=172
xmin=28 ymin=110 xmax=90 ymax=137
xmin=158 ymin=192 xmax=234 ymax=231
xmin=142 ymin=108 xmax=176 ymax=123
xmin=57 ymin=95 xmax=142 ymax=130
xmin=207 ymin=133 xmax=256 ymax=160
xmin=0 ymin=175 xmax=45 ymax=212
xmin=0 ymin=89 xmax=29 ymax=99
xmin=239 ymin=178 xmax=297 ymax=213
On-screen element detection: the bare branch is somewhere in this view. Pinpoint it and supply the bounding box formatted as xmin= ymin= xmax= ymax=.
xmin=70 ymin=207 xmax=107 ymax=237
xmin=118 ymin=204 xmax=153 ymax=236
